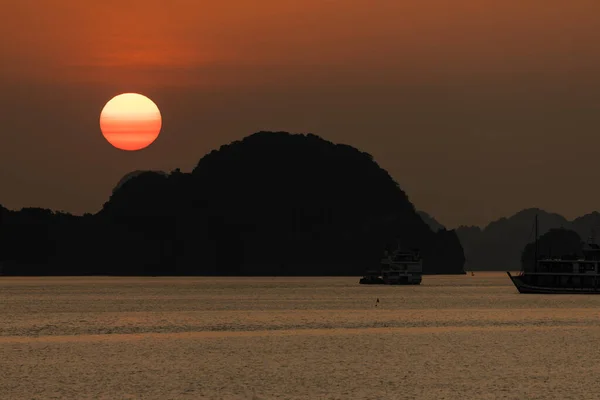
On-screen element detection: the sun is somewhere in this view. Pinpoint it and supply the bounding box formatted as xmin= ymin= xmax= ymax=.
xmin=100 ymin=93 xmax=162 ymax=151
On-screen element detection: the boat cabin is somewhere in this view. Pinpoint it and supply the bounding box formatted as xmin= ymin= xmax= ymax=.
xmin=360 ymin=246 xmax=422 ymax=285
xmin=536 ymin=259 xmax=598 ymax=274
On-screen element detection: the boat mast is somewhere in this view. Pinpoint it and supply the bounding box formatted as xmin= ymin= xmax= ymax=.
xmin=534 ymin=214 xmax=538 ymax=272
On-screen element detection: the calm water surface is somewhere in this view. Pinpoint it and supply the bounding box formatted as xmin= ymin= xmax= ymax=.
xmin=1 ymin=273 xmax=600 ymax=399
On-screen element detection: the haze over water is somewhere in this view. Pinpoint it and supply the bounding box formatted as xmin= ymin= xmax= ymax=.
xmin=1 ymin=273 xmax=599 ymax=399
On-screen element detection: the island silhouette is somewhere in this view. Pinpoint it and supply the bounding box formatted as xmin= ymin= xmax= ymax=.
xmin=0 ymin=131 xmax=466 ymax=276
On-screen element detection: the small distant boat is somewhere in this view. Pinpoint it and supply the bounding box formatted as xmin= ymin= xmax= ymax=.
xmin=359 ymin=245 xmax=422 ymax=285
xmin=507 ymin=214 xmax=600 ymax=294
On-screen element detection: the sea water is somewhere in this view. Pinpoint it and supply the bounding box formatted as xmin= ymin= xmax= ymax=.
xmin=1 ymin=273 xmax=599 ymax=399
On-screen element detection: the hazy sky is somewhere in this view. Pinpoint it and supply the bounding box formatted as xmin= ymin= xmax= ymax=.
xmin=2 ymin=0 xmax=600 ymax=228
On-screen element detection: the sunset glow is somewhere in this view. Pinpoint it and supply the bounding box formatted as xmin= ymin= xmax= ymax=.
xmin=4 ymin=1 xmax=600 ymax=226
xmin=99 ymin=93 xmax=162 ymax=151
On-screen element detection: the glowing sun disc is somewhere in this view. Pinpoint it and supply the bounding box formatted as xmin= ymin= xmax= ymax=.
xmin=100 ymin=93 xmax=162 ymax=151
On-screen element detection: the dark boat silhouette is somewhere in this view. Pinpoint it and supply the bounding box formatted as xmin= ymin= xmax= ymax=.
xmin=507 ymin=214 xmax=600 ymax=294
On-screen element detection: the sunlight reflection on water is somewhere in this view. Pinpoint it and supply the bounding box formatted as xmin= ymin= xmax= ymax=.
xmin=1 ymin=273 xmax=599 ymax=399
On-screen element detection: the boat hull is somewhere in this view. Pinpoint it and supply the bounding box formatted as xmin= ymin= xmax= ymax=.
xmin=359 ymin=277 xmax=385 ymax=284
xmin=506 ymin=271 xmax=600 ymax=294
xmin=359 ymin=276 xmax=421 ymax=285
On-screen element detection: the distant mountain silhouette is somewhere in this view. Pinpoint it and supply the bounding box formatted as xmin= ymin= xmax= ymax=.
xmin=571 ymin=212 xmax=600 ymax=239
xmin=0 ymin=131 xmax=465 ymax=276
xmin=456 ymin=208 xmax=600 ymax=270
xmin=417 ymin=211 xmax=445 ymax=232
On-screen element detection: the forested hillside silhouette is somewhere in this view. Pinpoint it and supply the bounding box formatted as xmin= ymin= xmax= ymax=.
xmin=0 ymin=131 xmax=465 ymax=276
xmin=521 ymin=229 xmax=583 ymax=272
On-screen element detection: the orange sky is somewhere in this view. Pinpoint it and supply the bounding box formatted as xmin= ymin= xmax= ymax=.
xmin=2 ymin=1 xmax=600 ymax=227
xmin=4 ymin=1 xmax=600 ymax=86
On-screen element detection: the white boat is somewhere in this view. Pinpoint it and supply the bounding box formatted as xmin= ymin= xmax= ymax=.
xmin=360 ymin=245 xmax=422 ymax=285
